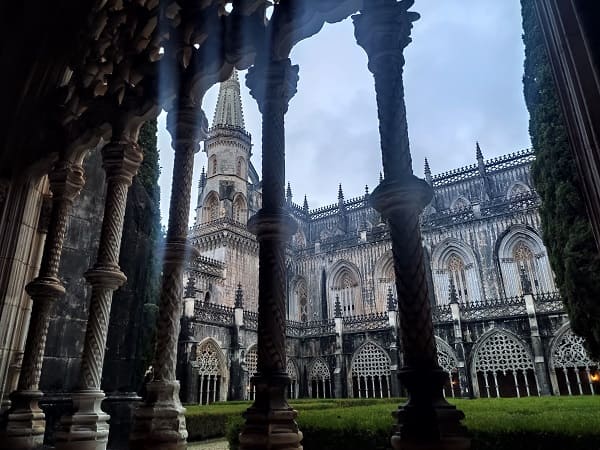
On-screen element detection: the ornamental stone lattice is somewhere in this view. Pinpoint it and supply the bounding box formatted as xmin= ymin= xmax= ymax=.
xmin=552 ymin=329 xmax=595 ymax=369
xmin=310 ymin=359 xmax=331 ymax=381
xmin=351 ymin=342 xmax=391 ymax=378
xmin=196 ymin=341 xmax=223 ymax=376
xmin=473 ymin=332 xmax=534 ymax=374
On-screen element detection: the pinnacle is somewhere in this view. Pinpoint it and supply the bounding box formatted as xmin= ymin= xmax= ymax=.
xmin=211 ymin=69 xmax=246 ymax=130
xmin=476 ymin=141 xmax=483 ymax=160
xmin=338 ymin=183 xmax=344 ymax=200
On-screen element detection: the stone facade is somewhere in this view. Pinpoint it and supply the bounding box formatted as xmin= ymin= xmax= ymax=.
xmin=182 ymin=74 xmax=599 ymax=404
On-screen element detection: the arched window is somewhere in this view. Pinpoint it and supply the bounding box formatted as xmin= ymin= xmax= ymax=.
xmin=448 ymin=253 xmax=469 ymax=303
xmin=236 ymin=157 xmax=243 ymax=177
xmin=551 ymin=328 xmax=598 ymax=395
xmin=436 ymin=337 xmax=461 ymax=398
xmin=233 ymin=195 xmax=247 ymax=223
xmin=350 ymin=342 xmax=391 ymax=398
xmin=309 ymin=359 xmax=332 ymax=398
xmin=497 ymin=227 xmax=555 ymax=296
xmin=287 ymin=359 xmax=299 ymax=399
xmin=331 ymin=265 xmax=361 ymax=317
xmin=210 ymin=155 xmax=218 ymax=175
xmin=295 ymin=278 xmax=308 ymax=323
xmin=245 ymin=346 xmax=257 ymax=400
xmin=203 ymin=192 xmax=220 ymax=223
xmin=195 ymin=340 xmax=226 ymax=404
xmin=375 ymin=255 xmax=396 ymax=312
xmin=472 ymin=331 xmax=537 ymax=398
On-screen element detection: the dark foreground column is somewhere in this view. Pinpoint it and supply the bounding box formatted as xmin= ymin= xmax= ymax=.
xmin=1 ymin=161 xmax=85 ymax=450
xmin=130 ymin=103 xmax=204 ymax=450
xmin=238 ymin=58 xmax=302 ymax=450
xmin=353 ymin=1 xmax=470 ymax=449
xmin=55 ymin=131 xmax=144 ymax=450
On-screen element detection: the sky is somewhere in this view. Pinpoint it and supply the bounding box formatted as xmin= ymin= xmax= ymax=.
xmin=157 ymin=0 xmax=530 ymax=225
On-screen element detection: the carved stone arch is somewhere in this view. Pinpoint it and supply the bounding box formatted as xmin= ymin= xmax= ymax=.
xmin=506 ymin=180 xmax=531 ymax=200
xmin=328 ymin=259 xmax=363 ymax=317
xmin=548 ymin=323 xmax=598 ymax=395
xmin=470 ymin=328 xmax=536 ymax=398
xmin=245 ymin=343 xmax=258 ymax=377
xmin=203 ymin=190 xmax=220 ymax=223
xmin=194 ymin=337 xmax=229 ymax=403
xmin=232 ymin=192 xmax=247 ymax=223
xmin=287 ymin=358 xmax=299 ymax=381
xmin=430 ymin=238 xmax=483 ymax=305
xmin=309 ymin=358 xmax=331 ymax=381
xmin=348 ymin=341 xmax=392 ymax=398
xmin=450 ymin=195 xmax=470 ymax=211
xmin=373 ymin=250 xmax=396 ymax=312
xmin=496 ymin=224 xmax=555 ymax=296
xmin=291 ymin=275 xmax=308 ymax=323
xmin=435 ymin=336 xmax=459 ymax=374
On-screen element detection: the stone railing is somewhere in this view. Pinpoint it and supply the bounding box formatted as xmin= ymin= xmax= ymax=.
xmin=458 ymin=295 xmax=527 ymax=321
xmin=194 ymin=302 xmax=235 ymax=326
xmin=533 ymin=291 xmax=564 ymax=314
xmin=302 ymin=319 xmax=336 ymax=336
xmin=243 ymin=310 xmax=258 ymax=330
xmin=342 ymin=312 xmax=389 ymax=332
xmin=432 ymin=303 xmax=452 ymax=322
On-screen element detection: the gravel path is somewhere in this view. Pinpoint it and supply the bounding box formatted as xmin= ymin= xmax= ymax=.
xmin=188 ymin=438 xmax=229 ymax=449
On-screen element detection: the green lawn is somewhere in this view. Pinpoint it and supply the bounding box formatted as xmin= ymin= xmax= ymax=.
xmin=185 ymin=397 xmax=600 ymax=450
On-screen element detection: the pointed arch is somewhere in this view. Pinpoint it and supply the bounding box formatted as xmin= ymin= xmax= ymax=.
xmin=328 ymin=260 xmax=363 ymax=317
xmin=308 ymin=358 xmax=332 ymax=398
xmin=549 ymin=324 xmax=598 ymax=395
xmin=349 ymin=341 xmax=391 ymax=398
xmin=244 ymin=344 xmax=258 ymax=400
xmin=292 ymin=276 xmax=308 ymax=323
xmin=287 ymin=358 xmax=299 ymax=399
xmin=496 ymin=225 xmax=555 ymax=296
xmin=470 ymin=328 xmax=537 ymax=398
xmin=374 ymin=251 xmax=396 ymax=312
xmin=194 ymin=338 xmax=228 ymax=404
xmin=435 ymin=336 xmax=461 ymax=398
xmin=232 ymin=193 xmax=247 ymax=223
xmin=203 ymin=190 xmax=220 ymax=223
xmin=431 ymin=238 xmax=483 ymax=305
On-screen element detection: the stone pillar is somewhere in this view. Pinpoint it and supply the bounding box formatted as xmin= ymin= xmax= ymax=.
xmin=387 ymin=289 xmax=402 ymax=397
xmin=238 ymin=58 xmax=302 ymax=450
xmin=231 ymin=284 xmax=245 ymax=401
xmin=448 ymin=284 xmax=469 ymax=398
xmin=1 ymin=162 xmax=84 ymax=450
xmin=55 ymin=132 xmax=144 ymax=450
xmin=333 ymin=296 xmax=344 ymax=399
xmin=524 ymin=293 xmax=551 ymax=395
xmin=130 ymin=103 xmax=205 ymax=450
xmin=353 ymin=2 xmax=470 ymax=448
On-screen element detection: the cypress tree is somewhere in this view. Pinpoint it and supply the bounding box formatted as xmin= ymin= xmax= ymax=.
xmin=522 ymin=0 xmax=600 ymax=358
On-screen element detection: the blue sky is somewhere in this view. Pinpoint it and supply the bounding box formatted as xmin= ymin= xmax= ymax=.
xmin=157 ymin=0 xmax=530 ymax=224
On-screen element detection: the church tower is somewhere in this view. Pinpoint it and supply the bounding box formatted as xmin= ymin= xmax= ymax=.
xmin=194 ymin=69 xmax=260 ymax=226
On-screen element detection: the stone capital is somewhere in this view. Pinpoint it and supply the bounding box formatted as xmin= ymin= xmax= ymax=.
xmin=166 ymin=104 xmax=207 ymax=153
xmin=247 ymin=210 xmax=297 ymax=242
xmin=370 ymin=176 xmax=433 ymax=218
xmin=163 ymin=240 xmax=200 ymax=265
xmin=84 ymin=266 xmax=127 ymax=290
xmin=25 ymin=276 xmax=66 ymax=301
xmin=48 ymin=161 xmax=86 ymax=202
xmin=101 ymin=139 xmax=144 ymax=185
xmin=353 ymin=0 xmax=419 ymax=74
xmin=246 ymin=58 xmax=299 ymax=115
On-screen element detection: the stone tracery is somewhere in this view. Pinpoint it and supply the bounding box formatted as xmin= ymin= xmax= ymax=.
xmin=350 ymin=342 xmax=391 ymax=398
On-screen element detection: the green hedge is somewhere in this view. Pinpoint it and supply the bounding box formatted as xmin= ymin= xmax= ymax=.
xmin=207 ymin=397 xmax=600 ymax=450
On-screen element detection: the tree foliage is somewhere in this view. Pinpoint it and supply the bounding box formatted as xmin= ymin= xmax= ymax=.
xmin=522 ymin=0 xmax=600 ymax=358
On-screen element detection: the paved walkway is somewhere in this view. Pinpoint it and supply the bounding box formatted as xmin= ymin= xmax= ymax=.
xmin=188 ymin=438 xmax=229 ymax=449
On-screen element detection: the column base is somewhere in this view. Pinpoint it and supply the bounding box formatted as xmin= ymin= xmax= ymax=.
xmin=239 ymin=374 xmax=303 ymax=450
xmin=0 ymin=390 xmax=45 ymax=450
xmin=129 ymin=380 xmax=187 ymax=450
xmin=54 ymin=390 xmax=110 ymax=450
xmin=391 ymin=369 xmax=471 ymax=450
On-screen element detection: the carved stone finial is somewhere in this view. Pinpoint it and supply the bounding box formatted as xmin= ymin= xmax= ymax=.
xmin=286 ymin=182 xmax=293 ymax=203
xmin=476 ymin=141 xmax=484 ymax=161
xmin=246 ymin=58 xmax=299 ymax=115
xmin=303 ymin=195 xmax=309 ymax=214
xmin=334 ymin=295 xmax=342 ymax=318
xmin=235 ymin=283 xmax=244 ymax=308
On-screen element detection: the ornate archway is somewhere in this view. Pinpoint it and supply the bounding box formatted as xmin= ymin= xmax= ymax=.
xmin=194 ymin=339 xmax=228 ymax=404
xmin=309 ymin=358 xmax=332 ymax=399
xmin=349 ymin=341 xmax=391 ymax=398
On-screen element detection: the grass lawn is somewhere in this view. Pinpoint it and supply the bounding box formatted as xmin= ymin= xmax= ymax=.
xmin=185 ymin=396 xmax=600 ymax=449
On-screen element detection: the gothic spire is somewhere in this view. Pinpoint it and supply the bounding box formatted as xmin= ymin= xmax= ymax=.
xmin=334 ymin=295 xmax=342 ymax=318
xmin=338 ymin=183 xmax=344 ymax=201
xmin=387 ymin=287 xmax=397 ymax=311
xmin=286 ymin=182 xmax=293 ymax=202
xmin=199 ymin=166 xmax=206 ymax=189
xmin=476 ymin=141 xmax=484 ymax=161
xmin=303 ymin=195 xmax=309 ymax=213
xmin=235 ymin=283 xmax=244 ymax=308
xmin=424 ymin=158 xmax=432 ymax=184
xmin=212 ymin=69 xmax=246 ymax=130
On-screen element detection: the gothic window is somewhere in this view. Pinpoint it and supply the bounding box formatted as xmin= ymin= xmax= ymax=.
xmin=210 ymin=155 xmax=218 ymax=175
xmin=376 ymin=256 xmax=396 ymax=312
xmin=332 ymin=266 xmax=360 ymax=317
xmin=195 ymin=340 xmax=225 ymax=404
xmin=245 ymin=346 xmax=258 ymax=400
xmin=350 ymin=342 xmax=391 ymax=398
xmin=203 ymin=192 xmax=220 ymax=223
xmin=448 ymin=254 xmax=469 ymax=302
xmin=287 ymin=359 xmax=299 ymax=399
xmin=233 ymin=195 xmax=247 ymax=223
xmin=551 ymin=329 xmax=598 ymax=395
xmin=436 ymin=337 xmax=461 ymax=398
xmin=513 ymin=242 xmax=540 ymax=293
xmin=309 ymin=359 xmax=332 ymax=398
xmin=295 ymin=279 xmax=308 ymax=323
xmin=473 ymin=331 xmax=537 ymax=398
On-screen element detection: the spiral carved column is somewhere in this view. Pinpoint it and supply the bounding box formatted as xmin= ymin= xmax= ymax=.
xmin=239 ymin=58 xmax=302 ymax=450
xmin=55 ymin=139 xmax=143 ymax=450
xmin=130 ymin=105 xmax=204 ymax=450
xmin=354 ymin=1 xmax=470 ymax=449
xmin=0 ymin=162 xmax=84 ymax=450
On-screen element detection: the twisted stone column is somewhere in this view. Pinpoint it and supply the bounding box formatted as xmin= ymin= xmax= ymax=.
xmin=130 ymin=105 xmax=204 ymax=450
xmin=239 ymin=58 xmax=302 ymax=450
xmin=55 ymin=138 xmax=143 ymax=450
xmin=1 ymin=162 xmax=84 ymax=450
xmin=353 ymin=1 xmax=469 ymax=448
